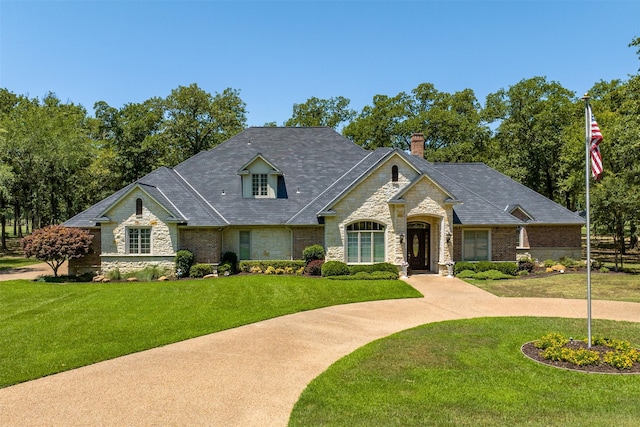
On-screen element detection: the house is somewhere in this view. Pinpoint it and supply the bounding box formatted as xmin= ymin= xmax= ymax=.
xmin=65 ymin=127 xmax=584 ymax=276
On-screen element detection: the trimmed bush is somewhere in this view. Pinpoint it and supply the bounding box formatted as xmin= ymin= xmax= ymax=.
xmin=326 ymin=271 xmax=399 ymax=280
xmin=494 ymin=262 xmax=518 ymax=276
xmin=321 ymin=261 xmax=350 ymax=277
xmin=456 ymin=269 xmax=476 ymax=279
xmin=106 ymin=268 xmax=121 ymax=281
xmin=349 ymin=262 xmax=398 ymax=275
xmin=454 ymin=261 xmax=476 ymax=274
xmin=221 ymin=251 xmax=238 ymax=273
xmin=473 ymin=269 xmax=512 ymax=280
xmin=239 ymin=260 xmax=306 ymax=273
xmin=175 ymin=249 xmax=194 ymax=278
xmin=302 ymin=244 xmax=325 ymax=264
xmin=305 ymin=259 xmax=324 ymax=276
xmin=189 ymin=263 xmax=214 ymax=278
xmin=218 ymin=263 xmax=233 ymax=275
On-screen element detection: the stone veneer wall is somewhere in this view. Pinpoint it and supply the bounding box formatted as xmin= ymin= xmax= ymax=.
xmin=179 ymin=228 xmax=222 ymax=264
xmin=100 ymin=189 xmax=178 ymax=273
xmin=325 ymin=154 xmax=452 ymax=274
xmin=68 ymin=228 xmax=102 ymax=275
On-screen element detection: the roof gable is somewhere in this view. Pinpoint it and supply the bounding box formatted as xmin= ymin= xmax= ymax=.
xmin=236 ymin=153 xmax=283 ymax=176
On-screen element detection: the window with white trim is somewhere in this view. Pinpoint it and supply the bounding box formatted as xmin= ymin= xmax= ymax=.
xmin=346 ymin=221 xmax=385 ymax=263
xmin=128 ymin=228 xmax=151 ymax=254
xmin=252 ymin=174 xmax=268 ymax=197
xmin=462 ymin=229 xmax=489 ymax=261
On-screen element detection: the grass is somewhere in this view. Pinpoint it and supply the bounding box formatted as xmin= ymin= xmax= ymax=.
xmin=0 ymin=275 xmax=421 ymax=388
xmin=0 ymin=257 xmax=42 ymax=271
xmin=289 ymin=317 xmax=640 ymax=427
xmin=467 ymin=272 xmax=640 ymax=302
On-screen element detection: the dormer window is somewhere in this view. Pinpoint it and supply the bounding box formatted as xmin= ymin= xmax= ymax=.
xmin=238 ymin=153 xmax=285 ymax=199
xmin=252 ymin=174 xmax=268 ymax=197
xmin=135 ymin=198 xmax=143 ymax=217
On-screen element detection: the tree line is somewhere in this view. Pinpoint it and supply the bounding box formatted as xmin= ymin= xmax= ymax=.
xmin=0 ymin=38 xmax=638 ymax=256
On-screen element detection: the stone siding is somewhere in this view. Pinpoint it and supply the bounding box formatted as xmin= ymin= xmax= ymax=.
xmin=325 ymin=154 xmax=453 ymax=274
xmin=100 ymin=188 xmax=178 ymax=273
xmin=179 ymin=228 xmax=222 ymax=264
xmin=101 ymin=256 xmax=175 ymax=274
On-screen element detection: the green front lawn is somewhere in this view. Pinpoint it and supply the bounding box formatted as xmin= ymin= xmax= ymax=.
xmin=0 ymin=275 xmax=421 ymax=388
xmin=467 ymin=272 xmax=640 ymax=302
xmin=0 ymin=257 xmax=42 ymax=271
xmin=290 ymin=317 xmax=640 ymax=426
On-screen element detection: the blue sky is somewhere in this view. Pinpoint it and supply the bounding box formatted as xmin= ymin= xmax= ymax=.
xmin=1 ymin=0 xmax=638 ymax=126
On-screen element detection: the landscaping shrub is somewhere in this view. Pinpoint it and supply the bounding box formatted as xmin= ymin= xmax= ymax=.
xmin=349 ymin=262 xmax=398 ymax=275
xmin=303 ymin=244 xmax=325 ymax=264
xmin=221 ymin=251 xmax=238 ymax=273
xmin=494 ymin=262 xmax=518 ymax=276
xmin=239 ymin=260 xmax=305 ymax=273
xmin=305 ymin=259 xmax=324 ymax=276
xmin=456 ymin=269 xmax=476 ymax=279
xmin=326 ymin=271 xmax=398 ymax=280
xmin=105 ymin=268 xmax=121 ymax=281
xmin=543 ymin=259 xmax=556 ymax=268
xmin=517 ymin=258 xmax=535 ymax=273
xmin=600 ymin=266 xmax=610 ymax=273
xmin=189 ymin=264 xmax=214 ymax=278
xmin=218 ymin=263 xmax=233 ymax=275
xmin=475 ymin=261 xmax=495 ymax=272
xmin=321 ymin=261 xmax=350 ymax=277
xmin=454 ymin=261 xmax=476 ymax=274
xmin=560 ymin=257 xmax=581 ymax=269
xmin=175 ymin=249 xmax=194 ymax=278
xmin=264 ymin=266 xmax=276 ymax=275
xmin=473 ymin=269 xmax=512 ymax=280
xmin=124 ymin=266 xmax=166 ymax=281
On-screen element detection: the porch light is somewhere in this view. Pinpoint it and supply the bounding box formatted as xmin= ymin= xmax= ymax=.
xmin=399 ymin=232 xmax=405 ymax=244
xmin=446 ymin=231 xmax=452 ymax=243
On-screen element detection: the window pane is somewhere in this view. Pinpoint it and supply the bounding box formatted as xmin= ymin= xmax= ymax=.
xmin=360 ymin=233 xmax=372 ymax=263
xmin=239 ymin=231 xmax=251 ymax=260
xmin=463 ymin=230 xmax=489 ymax=261
xmin=347 ymin=232 xmax=359 ymax=263
xmin=373 ymin=232 xmax=385 ymax=262
xmin=140 ymin=229 xmax=151 ymax=254
xmin=129 ymin=229 xmax=139 ymax=254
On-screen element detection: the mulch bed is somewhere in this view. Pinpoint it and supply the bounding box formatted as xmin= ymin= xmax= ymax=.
xmin=521 ymin=341 xmax=640 ymax=374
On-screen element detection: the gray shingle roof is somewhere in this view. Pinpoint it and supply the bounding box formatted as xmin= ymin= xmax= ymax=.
xmin=65 ymin=127 xmax=584 ymax=229
xmin=430 ymin=163 xmax=585 ymax=225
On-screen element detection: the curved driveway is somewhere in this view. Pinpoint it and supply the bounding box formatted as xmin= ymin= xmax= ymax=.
xmin=1 ymin=274 xmax=639 ymax=426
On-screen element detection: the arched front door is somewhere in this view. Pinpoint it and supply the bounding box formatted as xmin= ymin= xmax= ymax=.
xmin=407 ymin=222 xmax=430 ymax=271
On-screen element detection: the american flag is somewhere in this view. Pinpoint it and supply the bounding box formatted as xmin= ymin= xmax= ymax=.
xmin=590 ymin=111 xmax=603 ymax=180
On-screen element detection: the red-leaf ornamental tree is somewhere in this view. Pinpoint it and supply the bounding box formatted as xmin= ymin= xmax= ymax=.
xmin=21 ymin=225 xmax=93 ymax=277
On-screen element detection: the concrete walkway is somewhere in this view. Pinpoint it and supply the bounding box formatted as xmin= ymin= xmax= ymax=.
xmin=0 ymin=261 xmax=67 ymax=281
xmin=1 ymin=274 xmax=640 ymax=426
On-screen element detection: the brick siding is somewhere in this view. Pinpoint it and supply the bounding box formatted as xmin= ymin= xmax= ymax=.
xmin=179 ymin=228 xmax=222 ymax=264
xmin=68 ymin=228 xmax=101 ymax=275
xmin=292 ymin=226 xmax=324 ymax=259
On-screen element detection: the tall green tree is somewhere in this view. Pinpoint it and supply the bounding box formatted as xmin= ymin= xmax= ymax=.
xmin=94 ymin=98 xmax=166 ymax=188
xmin=285 ymin=96 xmax=356 ymax=129
xmin=343 ymin=83 xmax=489 ymax=161
xmin=163 ymin=84 xmax=246 ymax=165
xmin=483 ymin=77 xmax=575 ymax=202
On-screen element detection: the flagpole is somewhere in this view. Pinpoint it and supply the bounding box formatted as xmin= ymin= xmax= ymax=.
xmin=583 ymin=93 xmax=592 ymax=349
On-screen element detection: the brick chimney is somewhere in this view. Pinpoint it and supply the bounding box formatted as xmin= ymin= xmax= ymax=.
xmin=410 ymin=133 xmax=425 ymax=158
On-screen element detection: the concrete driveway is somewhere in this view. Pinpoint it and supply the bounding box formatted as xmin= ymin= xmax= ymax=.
xmin=1 ymin=274 xmax=639 ymax=426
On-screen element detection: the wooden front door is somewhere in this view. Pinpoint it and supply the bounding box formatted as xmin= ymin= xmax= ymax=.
xmin=408 ymin=226 xmax=430 ymax=270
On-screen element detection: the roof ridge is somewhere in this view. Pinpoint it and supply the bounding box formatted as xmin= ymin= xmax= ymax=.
xmin=286 ymin=150 xmax=378 ymax=224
